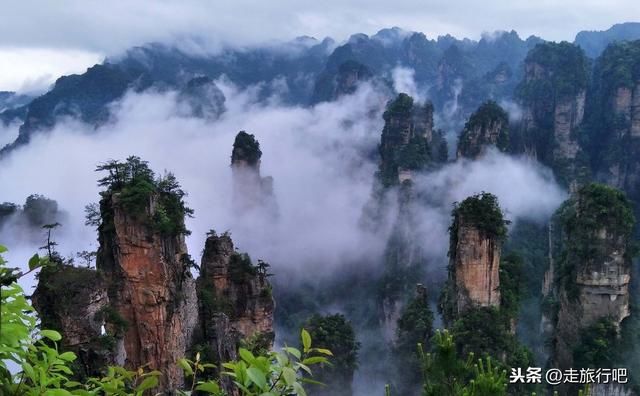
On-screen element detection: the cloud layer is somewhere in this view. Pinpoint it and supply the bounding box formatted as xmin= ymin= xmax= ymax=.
xmin=0 ymin=81 xmax=567 ymax=296
xmin=0 ymin=1 xmax=636 ymax=91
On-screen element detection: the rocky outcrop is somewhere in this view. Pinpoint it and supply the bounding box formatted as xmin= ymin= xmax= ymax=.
xmin=440 ymin=193 xmax=507 ymax=323
xmin=451 ymin=218 xmax=501 ymax=311
xmin=551 ymin=184 xmax=634 ymax=391
xmin=97 ymin=191 xmax=198 ymax=390
xmin=194 ymin=232 xmax=274 ymax=393
xmin=603 ymin=80 xmax=640 ymax=197
xmin=311 ymin=60 xmax=373 ymax=103
xmin=178 ymin=76 xmax=226 ymax=120
xmin=516 ymin=42 xmax=589 ymax=187
xmin=366 ymin=94 xmax=445 ymax=342
xmin=231 ymin=131 xmax=277 ymax=217
xmin=457 ymin=101 xmax=509 ymax=159
xmin=32 ymin=264 xmax=115 ymax=379
xmin=377 ymin=93 xmax=445 ymax=187
xmin=378 ymin=183 xmax=424 ymax=342
xmin=33 ymin=157 xmax=278 ymax=392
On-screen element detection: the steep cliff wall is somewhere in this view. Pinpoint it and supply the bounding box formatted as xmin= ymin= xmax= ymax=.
xmin=194 ymin=232 xmax=274 ymax=393
xmin=451 ymin=218 xmax=501 ymax=311
xmin=516 ymin=42 xmax=589 ymax=187
xmin=33 ymin=157 xmax=278 ymax=392
xmin=552 ymin=184 xmax=634 ymax=386
xmin=92 ymin=157 xmax=198 ymax=390
xmin=32 ymin=264 xmax=114 ymax=379
xmin=457 ymin=100 xmax=509 ymax=159
xmin=312 ymin=60 xmax=373 ymax=103
xmin=441 ymin=193 xmax=506 ymax=320
xmin=366 ymin=93 xmax=446 ymax=342
xmin=377 ymin=93 xmax=444 ymax=187
xmin=231 ymin=131 xmax=277 ymax=217
xmin=587 ymin=41 xmax=640 ymax=209
xmin=97 ymin=191 xmax=198 ymax=390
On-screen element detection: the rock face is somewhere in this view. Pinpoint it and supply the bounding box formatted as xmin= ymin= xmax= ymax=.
xmin=377 ymin=93 xmax=445 ymax=187
xmin=457 ymin=100 xmax=509 ymax=159
xmin=32 ymin=158 xmax=278 ymax=393
xmin=516 ymin=42 xmax=589 ymax=187
xmin=97 ymin=192 xmax=198 ymax=390
xmin=449 ymin=215 xmax=501 ymax=315
xmin=588 ymin=41 xmax=640 ymax=208
xmin=551 ymin=184 xmax=634 ymax=378
xmin=32 ymin=264 xmax=114 ymax=379
xmin=231 ymin=131 xmax=277 ymax=217
xmin=312 ymin=60 xmax=373 ymax=103
xmin=367 ymin=94 xmax=446 ymax=342
xmin=178 ymin=76 xmax=226 ymax=120
xmin=440 ymin=193 xmax=506 ymax=323
xmin=194 ymin=232 xmax=274 ymax=394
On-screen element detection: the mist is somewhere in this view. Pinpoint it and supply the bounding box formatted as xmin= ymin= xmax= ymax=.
xmin=0 ymin=81 xmax=390 ymax=290
xmin=1 ymin=78 xmax=566 ymax=296
xmin=0 ymin=78 xmax=571 ymax=395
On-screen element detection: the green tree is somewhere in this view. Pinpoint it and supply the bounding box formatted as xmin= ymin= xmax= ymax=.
xmin=303 ymin=314 xmax=359 ymax=396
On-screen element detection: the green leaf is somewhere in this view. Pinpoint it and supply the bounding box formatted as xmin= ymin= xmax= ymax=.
xmin=178 ymin=358 xmax=193 ymax=376
xmin=302 ymin=356 xmax=327 ymax=365
xmin=41 ymin=329 xmax=62 ymax=341
xmin=44 ymin=389 xmax=73 ymax=396
xmin=195 ymin=381 xmax=221 ymax=393
xmin=28 ymin=254 xmax=41 ymax=271
xmin=0 ymin=245 xmax=7 ymax=253
xmin=239 ymin=348 xmax=255 ymax=364
xmin=293 ymin=382 xmax=308 ymax=396
xmin=313 ymin=348 xmax=333 ymax=356
xmin=136 ymin=376 xmax=158 ymax=393
xmin=284 ymin=347 xmax=301 ymax=359
xmin=246 ymin=367 xmax=267 ymax=389
xmin=282 ymin=367 xmax=297 ymax=386
xmin=301 ymin=329 xmax=311 ymax=353
xmin=59 ymin=351 xmax=77 ymax=362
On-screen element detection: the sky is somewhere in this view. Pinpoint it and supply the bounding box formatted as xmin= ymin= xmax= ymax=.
xmin=0 ymin=0 xmax=638 ymax=92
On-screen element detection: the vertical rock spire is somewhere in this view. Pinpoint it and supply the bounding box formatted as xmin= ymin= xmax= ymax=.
xmin=231 ymin=131 xmax=278 ymax=217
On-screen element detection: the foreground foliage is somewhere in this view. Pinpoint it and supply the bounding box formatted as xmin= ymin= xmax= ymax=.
xmin=0 ymin=246 xmax=329 ymax=395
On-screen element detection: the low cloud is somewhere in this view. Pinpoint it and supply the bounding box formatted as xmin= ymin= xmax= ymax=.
xmin=0 ymin=81 xmax=389 ymax=290
xmin=0 ymin=83 xmax=566 ymax=298
xmin=391 ymin=66 xmax=425 ymax=103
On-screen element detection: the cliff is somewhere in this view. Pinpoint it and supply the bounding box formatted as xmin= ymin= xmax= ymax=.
xmin=552 ymin=184 xmax=635 ymax=392
xmin=367 ymin=93 xmax=445 ymax=342
xmin=194 ymin=231 xmax=274 ymax=393
xmin=97 ymin=183 xmax=199 ymax=390
xmin=516 ymin=42 xmax=589 ymax=187
xmin=442 ymin=193 xmax=506 ymax=320
xmin=587 ymin=41 xmax=640 ymax=211
xmin=32 ymin=263 xmax=114 ymax=380
xmin=231 ymin=131 xmax=277 ymax=217
xmin=311 ymin=60 xmax=373 ymax=103
xmin=457 ymin=100 xmax=509 ymax=159
xmin=31 ymin=157 xmax=279 ymax=392
xmin=377 ymin=93 xmax=445 ymax=187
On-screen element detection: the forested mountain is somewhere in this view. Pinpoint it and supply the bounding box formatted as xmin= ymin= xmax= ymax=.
xmin=2 ymin=21 xmax=640 ymax=396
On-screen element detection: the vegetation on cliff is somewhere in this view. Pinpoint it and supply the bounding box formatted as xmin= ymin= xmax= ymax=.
xmin=555 ymin=183 xmax=635 ymax=299
xmin=377 ymin=93 xmax=436 ymax=187
xmin=517 ymin=42 xmax=589 ymax=101
xmin=232 ymin=131 xmax=262 ymax=167
xmin=584 ymin=40 xmax=640 ymax=192
xmin=0 ymin=246 xmax=331 ymax=395
xmin=393 ymin=285 xmax=435 ymax=393
xmin=449 ymin=192 xmax=509 ymax=247
xmin=457 ymin=100 xmax=509 ymax=158
xmin=303 ymin=314 xmax=360 ymax=396
xmin=94 ymin=156 xmax=193 ymax=236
